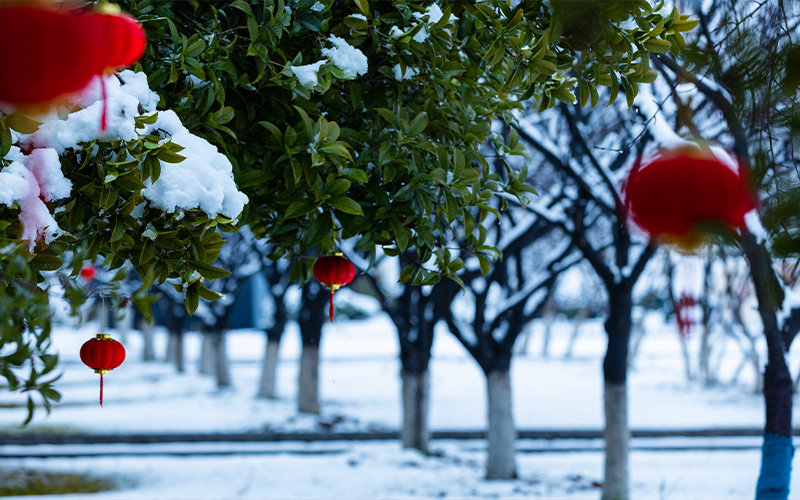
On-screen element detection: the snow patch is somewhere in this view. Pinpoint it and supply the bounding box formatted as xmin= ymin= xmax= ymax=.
xmin=392 ymin=64 xmax=419 ymax=81
xmin=291 ymin=60 xmax=326 ymax=88
xmin=321 ymin=35 xmax=368 ymax=79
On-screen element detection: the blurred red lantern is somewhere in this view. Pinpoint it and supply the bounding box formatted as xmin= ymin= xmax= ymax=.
xmin=313 ymin=253 xmax=357 ymax=322
xmin=80 ymin=334 xmax=125 ymax=406
xmin=0 ymin=2 xmax=146 ymax=131
xmin=675 ymin=293 xmax=697 ymax=337
xmin=0 ymin=3 xmax=105 ymax=106
xmin=89 ymin=10 xmax=147 ymax=71
xmin=80 ymin=264 xmax=97 ymax=281
xmin=624 ymin=148 xmax=755 ymax=249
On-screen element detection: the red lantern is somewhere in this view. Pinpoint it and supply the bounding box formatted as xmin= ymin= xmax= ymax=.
xmin=624 ymin=148 xmax=755 ymax=249
xmin=675 ymin=293 xmax=697 ymax=337
xmin=80 ymin=334 xmax=125 ymax=406
xmin=313 ymin=253 xmax=357 ymax=322
xmin=89 ymin=11 xmax=147 ymax=71
xmin=0 ymin=3 xmax=105 ymax=106
xmin=80 ymin=264 xmax=97 ymax=281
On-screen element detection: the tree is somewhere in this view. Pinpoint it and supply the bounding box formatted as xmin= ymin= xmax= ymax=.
xmin=361 ymin=254 xmax=443 ymax=452
xmin=650 ymin=0 xmax=800 ymax=496
xmin=194 ymin=227 xmax=264 ymax=387
xmin=126 ymin=0 xmax=690 ymax=281
xmin=441 ymin=198 xmax=579 ymax=479
xmin=0 ymin=70 xmax=243 ymax=420
xmin=256 ymin=255 xmax=292 ymax=399
xmin=297 ymin=279 xmax=328 ymax=414
xmin=516 ymin=99 xmax=658 ymax=499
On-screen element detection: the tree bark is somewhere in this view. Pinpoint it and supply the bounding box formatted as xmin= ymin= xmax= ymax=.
xmin=257 ymin=338 xmax=281 ymax=399
xmin=401 ymin=369 xmax=430 ymax=452
xmin=603 ymin=381 xmax=629 ymax=500
xmin=139 ymin=317 xmax=155 ymax=362
xmin=166 ymin=331 xmax=185 ymax=373
xmin=486 ymin=368 xmax=517 ymax=480
xmin=297 ymin=343 xmax=320 ymax=414
xmin=199 ymin=331 xmax=215 ymax=375
xmin=213 ymin=332 xmax=231 ymax=388
xmin=602 ymin=286 xmax=632 ymax=500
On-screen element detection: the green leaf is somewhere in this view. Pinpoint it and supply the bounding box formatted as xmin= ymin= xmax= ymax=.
xmin=328 ymin=196 xmax=363 ymax=215
xmin=0 ymin=120 xmax=11 ymax=158
xmin=6 ymin=113 xmax=41 ymax=134
xmin=188 ymin=260 xmax=232 ymax=280
xmin=213 ymin=106 xmax=235 ymax=125
xmin=643 ymin=38 xmax=673 ymax=54
xmin=185 ymin=284 xmax=200 ymax=315
xmin=408 ymin=112 xmax=428 ymax=137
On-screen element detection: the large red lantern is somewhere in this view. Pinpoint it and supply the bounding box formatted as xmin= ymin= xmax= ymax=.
xmin=313 ymin=253 xmax=357 ymax=322
xmin=0 ymin=2 xmax=147 ymax=130
xmin=80 ymin=334 xmax=125 ymax=406
xmin=0 ymin=3 xmax=105 ymax=106
xmin=624 ymin=147 xmax=755 ymax=249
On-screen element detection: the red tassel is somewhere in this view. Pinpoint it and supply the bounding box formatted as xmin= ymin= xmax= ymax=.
xmin=100 ymin=76 xmax=108 ymax=134
xmin=99 ymin=373 xmax=104 ymax=407
xmin=329 ymin=290 xmax=334 ymax=323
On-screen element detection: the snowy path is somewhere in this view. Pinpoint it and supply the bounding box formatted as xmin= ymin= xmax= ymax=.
xmin=1 ymin=439 xmax=795 ymax=499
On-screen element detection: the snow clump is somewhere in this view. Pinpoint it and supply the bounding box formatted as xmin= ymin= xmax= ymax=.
xmin=392 ymin=64 xmax=420 ymax=81
xmin=291 ymin=60 xmax=326 ymax=88
xmin=321 ymin=35 xmax=368 ymax=79
xmin=1 ymin=69 xmax=247 ymax=251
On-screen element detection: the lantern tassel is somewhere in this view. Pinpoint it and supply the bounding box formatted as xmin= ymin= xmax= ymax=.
xmin=329 ymin=290 xmax=334 ymax=323
xmin=99 ymin=373 xmax=103 ymax=407
xmin=100 ymin=76 xmax=108 ymax=134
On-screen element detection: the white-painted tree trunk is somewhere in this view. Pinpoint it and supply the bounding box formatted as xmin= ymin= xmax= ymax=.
xmin=139 ymin=318 xmax=155 ymax=362
xmin=540 ymin=302 xmax=556 ymax=357
xmin=214 ymin=333 xmax=231 ymax=388
xmin=199 ymin=332 xmax=215 ymax=375
xmin=679 ymin=334 xmax=693 ymax=381
xmin=257 ymin=338 xmax=281 ymax=399
xmin=166 ymin=332 xmax=185 ymax=373
xmin=401 ymin=370 xmax=430 ymax=452
xmin=486 ymin=369 xmax=517 ymax=479
xmin=603 ymin=381 xmax=629 ymax=500
xmin=297 ymin=344 xmax=320 ymax=414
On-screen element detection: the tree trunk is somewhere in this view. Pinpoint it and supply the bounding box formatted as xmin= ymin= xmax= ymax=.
xmin=602 ymin=285 xmax=632 ymax=500
xmin=297 ymin=343 xmax=320 ymax=414
xmin=679 ymin=334 xmax=693 ymax=382
xmin=214 ymin=332 xmax=231 ymax=388
xmin=486 ymin=368 xmax=517 ymax=480
xmin=699 ymin=323 xmax=713 ymax=385
xmin=603 ymin=381 xmax=629 ymax=500
xmin=401 ymin=369 xmax=430 ymax=452
xmin=257 ymin=338 xmax=281 ymax=399
xmin=199 ymin=331 xmax=215 ymax=375
xmin=540 ymin=300 xmax=555 ymax=357
xmin=741 ymin=234 xmax=794 ymax=500
xmin=166 ymin=331 xmax=185 ymax=373
xmin=139 ymin=317 xmax=155 ymax=362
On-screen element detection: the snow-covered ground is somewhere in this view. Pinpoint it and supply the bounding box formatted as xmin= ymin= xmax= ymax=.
xmin=1 ymin=310 xmax=799 ymax=498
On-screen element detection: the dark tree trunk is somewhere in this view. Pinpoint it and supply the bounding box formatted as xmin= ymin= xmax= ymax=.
xmin=213 ymin=331 xmax=231 ymax=388
xmin=394 ymin=284 xmax=437 ymax=452
xmin=297 ymin=282 xmax=327 ymax=414
xmin=743 ymin=235 xmax=794 ymax=500
xmin=602 ymin=284 xmax=633 ymax=500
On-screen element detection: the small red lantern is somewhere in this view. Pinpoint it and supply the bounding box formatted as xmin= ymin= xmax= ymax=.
xmin=675 ymin=293 xmax=697 ymax=337
xmin=80 ymin=334 xmax=125 ymax=406
xmin=624 ymin=148 xmax=755 ymax=249
xmin=313 ymin=253 xmax=357 ymax=322
xmin=80 ymin=264 xmax=97 ymax=281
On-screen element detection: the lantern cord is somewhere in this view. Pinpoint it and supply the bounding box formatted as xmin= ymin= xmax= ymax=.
xmin=100 ymin=76 xmax=108 ymax=134
xmin=329 ymin=290 xmax=334 ymax=323
xmin=101 ymin=293 xmax=105 ymax=334
xmin=99 ymin=373 xmax=103 ymax=407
